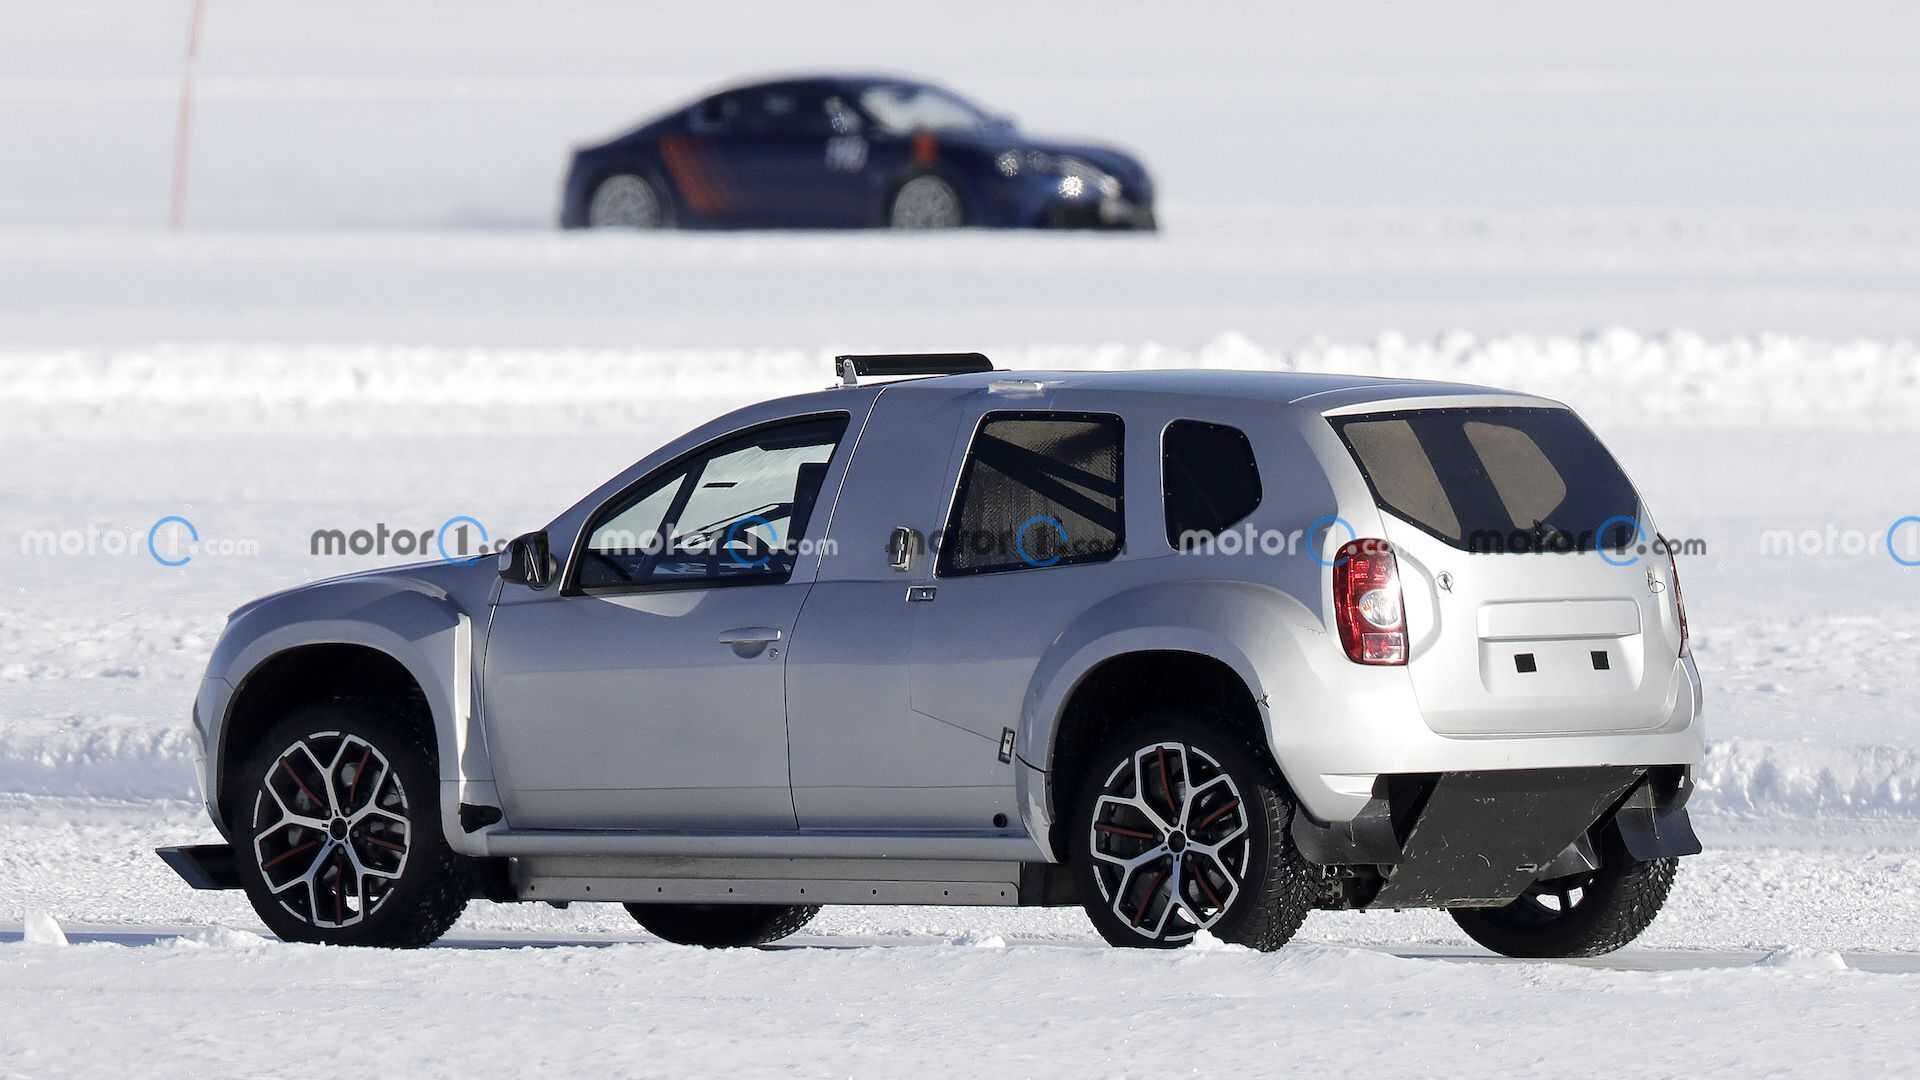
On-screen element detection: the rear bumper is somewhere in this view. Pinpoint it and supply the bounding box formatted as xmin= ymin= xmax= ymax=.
xmin=1291 ymin=765 xmax=1700 ymax=909
xmin=1271 ymin=653 xmax=1705 ymax=824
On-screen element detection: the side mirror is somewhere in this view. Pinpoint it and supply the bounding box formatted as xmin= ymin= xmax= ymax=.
xmin=498 ymin=531 xmax=552 ymax=589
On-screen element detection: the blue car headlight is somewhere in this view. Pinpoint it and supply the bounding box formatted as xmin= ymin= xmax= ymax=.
xmin=1000 ymin=151 xmax=1121 ymax=200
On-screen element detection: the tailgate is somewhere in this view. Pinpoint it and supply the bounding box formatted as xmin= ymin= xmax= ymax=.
xmin=1330 ymin=405 xmax=1686 ymax=737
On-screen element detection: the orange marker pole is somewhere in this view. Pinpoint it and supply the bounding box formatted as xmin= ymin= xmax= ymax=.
xmin=168 ymin=0 xmax=207 ymax=231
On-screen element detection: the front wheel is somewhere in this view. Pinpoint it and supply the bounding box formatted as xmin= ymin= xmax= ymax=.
xmin=1450 ymin=847 xmax=1679 ymax=958
xmin=233 ymin=703 xmax=469 ymax=947
xmin=890 ymin=175 xmax=963 ymax=228
xmin=1069 ymin=718 xmax=1314 ymax=951
xmin=625 ymin=903 xmax=820 ymax=948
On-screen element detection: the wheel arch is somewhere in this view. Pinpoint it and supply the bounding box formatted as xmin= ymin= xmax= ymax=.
xmin=207 ymin=583 xmax=495 ymax=849
xmin=577 ymin=147 xmax=677 ymax=226
xmin=216 ymin=643 xmax=426 ymax=824
xmin=1020 ymin=580 xmax=1319 ymax=859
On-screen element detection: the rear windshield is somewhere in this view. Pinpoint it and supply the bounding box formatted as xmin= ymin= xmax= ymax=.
xmin=1329 ymin=407 xmax=1639 ymax=554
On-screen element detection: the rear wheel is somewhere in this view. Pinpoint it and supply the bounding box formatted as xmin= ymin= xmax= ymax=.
xmin=233 ymin=702 xmax=468 ymax=947
xmin=1451 ymin=846 xmax=1678 ymax=958
xmin=1069 ymin=718 xmax=1314 ymax=951
xmin=624 ymin=903 xmax=820 ymax=948
xmin=587 ymin=173 xmax=666 ymax=229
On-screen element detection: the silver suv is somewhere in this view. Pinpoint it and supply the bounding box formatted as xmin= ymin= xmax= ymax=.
xmin=159 ymin=354 xmax=1703 ymax=956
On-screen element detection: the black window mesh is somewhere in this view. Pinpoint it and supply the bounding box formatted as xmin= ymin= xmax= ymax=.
xmin=939 ymin=416 xmax=1124 ymax=575
xmin=1162 ymin=420 xmax=1262 ymax=548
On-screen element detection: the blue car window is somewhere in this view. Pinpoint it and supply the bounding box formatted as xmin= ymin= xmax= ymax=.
xmin=690 ymin=95 xmax=737 ymax=134
xmin=858 ymin=84 xmax=988 ymax=134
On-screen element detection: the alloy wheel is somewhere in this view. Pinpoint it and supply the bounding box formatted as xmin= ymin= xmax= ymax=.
xmin=1506 ymin=874 xmax=1596 ymax=926
xmin=1087 ymin=741 xmax=1250 ymax=942
xmin=250 ymin=731 xmax=411 ymax=929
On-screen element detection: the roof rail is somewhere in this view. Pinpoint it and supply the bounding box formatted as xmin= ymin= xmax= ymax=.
xmin=835 ymin=352 xmax=994 ymax=388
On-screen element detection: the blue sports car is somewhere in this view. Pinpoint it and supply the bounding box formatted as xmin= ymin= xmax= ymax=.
xmin=559 ymin=75 xmax=1155 ymax=231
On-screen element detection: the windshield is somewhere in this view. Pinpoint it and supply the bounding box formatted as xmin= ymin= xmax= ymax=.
xmin=857 ymin=83 xmax=994 ymax=134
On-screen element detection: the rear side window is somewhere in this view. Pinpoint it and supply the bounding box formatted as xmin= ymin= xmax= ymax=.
xmin=938 ymin=413 xmax=1124 ymax=575
xmin=1162 ymin=420 xmax=1261 ymax=549
xmin=1330 ymin=407 xmax=1638 ymax=553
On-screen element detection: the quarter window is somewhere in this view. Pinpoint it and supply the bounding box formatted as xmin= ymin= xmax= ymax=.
xmin=1162 ymin=420 xmax=1261 ymax=549
xmin=575 ymin=415 xmax=847 ymax=590
xmin=938 ymin=413 xmax=1124 ymax=576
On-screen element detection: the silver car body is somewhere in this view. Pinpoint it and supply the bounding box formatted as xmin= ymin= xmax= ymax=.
xmin=186 ymin=369 xmax=1704 ymax=897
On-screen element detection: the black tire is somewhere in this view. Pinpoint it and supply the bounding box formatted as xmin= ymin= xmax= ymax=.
xmin=1450 ymin=842 xmax=1679 ymax=958
xmin=232 ymin=701 xmax=469 ymax=948
xmin=624 ymin=903 xmax=821 ymax=948
xmin=1069 ymin=715 xmax=1314 ymax=951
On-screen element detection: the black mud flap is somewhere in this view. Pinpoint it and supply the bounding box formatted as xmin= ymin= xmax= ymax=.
xmin=1611 ymin=768 xmax=1704 ymax=859
xmin=1366 ymin=767 xmax=1642 ymax=909
xmin=156 ymin=844 xmax=241 ymax=891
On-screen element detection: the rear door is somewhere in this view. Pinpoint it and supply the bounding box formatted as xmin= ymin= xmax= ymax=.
xmin=694 ymin=84 xmax=860 ymax=227
xmin=1327 ymin=405 xmax=1687 ymax=736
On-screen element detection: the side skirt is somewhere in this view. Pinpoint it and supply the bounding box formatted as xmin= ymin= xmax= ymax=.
xmin=514 ymin=855 xmax=1046 ymax=908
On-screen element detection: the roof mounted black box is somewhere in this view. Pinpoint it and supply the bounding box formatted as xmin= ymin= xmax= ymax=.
xmin=836 ymin=352 xmax=994 ymax=386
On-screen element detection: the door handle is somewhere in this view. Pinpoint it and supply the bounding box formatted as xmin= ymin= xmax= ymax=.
xmin=718 ymin=626 xmax=783 ymax=659
xmin=887 ymin=526 xmax=923 ymax=572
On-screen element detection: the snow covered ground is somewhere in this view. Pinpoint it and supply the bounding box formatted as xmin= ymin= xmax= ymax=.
xmin=5 ymin=0 xmax=1920 ymax=1076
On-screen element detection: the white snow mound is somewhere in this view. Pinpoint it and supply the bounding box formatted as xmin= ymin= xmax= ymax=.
xmin=162 ymin=926 xmax=272 ymax=951
xmin=1694 ymin=740 xmax=1920 ymax=819
xmin=22 ymin=911 xmax=68 ymax=947
xmin=1758 ymin=948 xmax=1850 ymax=971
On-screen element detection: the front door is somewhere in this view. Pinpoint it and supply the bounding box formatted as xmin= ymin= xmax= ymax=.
xmin=481 ymin=414 xmax=851 ymax=830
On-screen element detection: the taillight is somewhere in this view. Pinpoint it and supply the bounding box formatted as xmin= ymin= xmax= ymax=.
xmin=1664 ymin=539 xmax=1690 ymax=657
xmin=1333 ymin=539 xmax=1406 ymax=665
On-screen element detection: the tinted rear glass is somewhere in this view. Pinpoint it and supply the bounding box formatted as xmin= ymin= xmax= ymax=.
xmin=1162 ymin=420 xmax=1261 ymax=548
xmin=1330 ymin=407 xmax=1638 ymax=553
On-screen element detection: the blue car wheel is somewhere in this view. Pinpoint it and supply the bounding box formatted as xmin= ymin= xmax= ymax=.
xmin=890 ymin=175 xmax=964 ymax=228
xmin=588 ymin=174 xmax=667 ymax=229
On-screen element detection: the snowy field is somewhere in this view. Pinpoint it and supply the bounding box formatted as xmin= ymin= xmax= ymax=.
xmin=5 ymin=1 xmax=1920 ymax=1077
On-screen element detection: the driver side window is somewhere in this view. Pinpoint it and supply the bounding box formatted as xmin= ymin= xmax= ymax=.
xmin=575 ymin=414 xmax=848 ymax=591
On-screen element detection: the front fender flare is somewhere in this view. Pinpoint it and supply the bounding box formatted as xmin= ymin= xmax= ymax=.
xmin=208 ymin=580 xmax=496 ymax=853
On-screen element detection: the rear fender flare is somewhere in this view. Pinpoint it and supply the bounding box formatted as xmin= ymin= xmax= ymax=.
xmin=1019 ymin=580 xmax=1322 ymax=843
